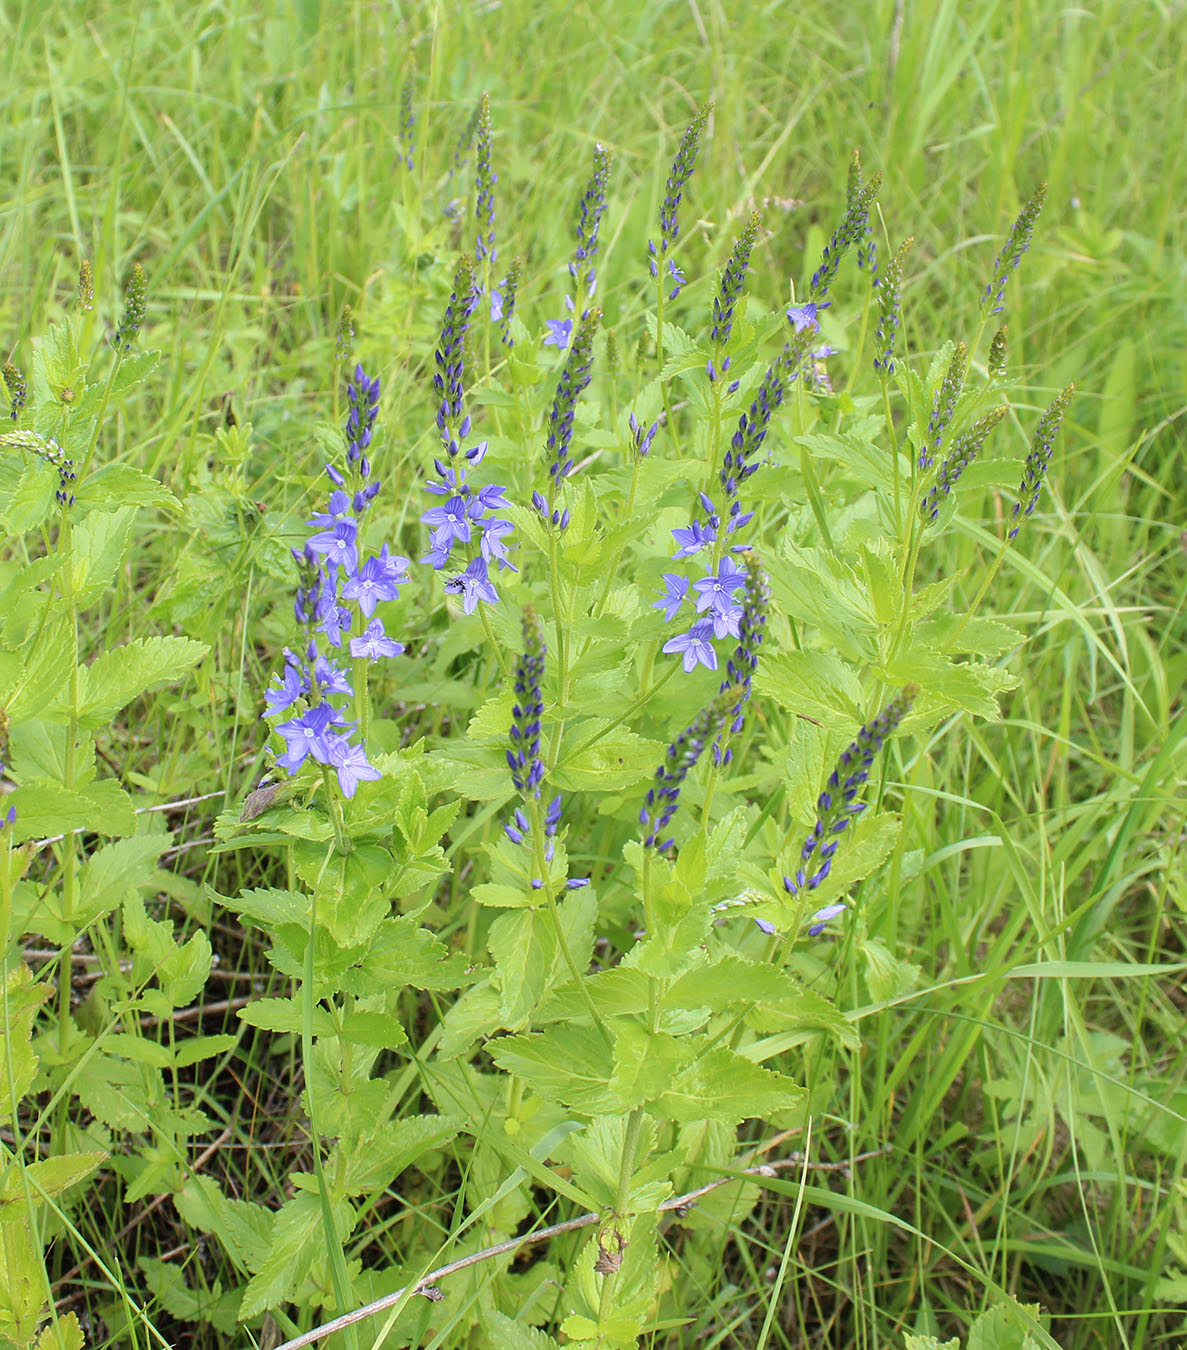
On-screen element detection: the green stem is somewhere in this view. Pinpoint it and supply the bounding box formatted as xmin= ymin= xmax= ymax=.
xmin=320 ymin=767 xmax=352 ymax=855
xmin=595 ymin=1105 xmax=647 ymax=1333
xmin=302 ymin=887 xmax=359 ymax=1350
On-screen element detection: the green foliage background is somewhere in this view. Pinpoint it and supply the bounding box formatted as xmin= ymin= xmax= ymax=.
xmin=1 ymin=1 xmax=1184 ymax=1347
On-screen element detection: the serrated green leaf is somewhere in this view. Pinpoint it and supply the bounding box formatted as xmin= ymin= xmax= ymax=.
xmin=71 ymin=636 xmax=207 ymax=728
xmin=216 ymin=885 xmax=311 ymax=933
xmin=69 ymin=506 xmax=137 ymax=603
xmin=340 ymin=1009 xmax=409 ymax=1050
xmin=239 ymin=1190 xmax=353 ymax=1319
xmin=74 ymin=461 xmax=179 ymax=512
xmin=658 ymin=1047 xmax=804 ymax=1124
xmin=0 ymin=966 xmax=51 ymax=1124
xmin=170 ymin=1034 xmax=239 ymax=1069
xmin=0 ymin=459 xmax=57 ymax=534
xmin=339 ymin=1115 xmax=463 ymax=1196
xmin=238 ymin=997 xmax=334 ymax=1036
xmin=757 ymin=651 xmax=865 ymax=731
xmin=611 ymin=1021 xmax=694 ymax=1109
xmin=491 ymin=1025 xmax=615 ymax=1113
xmin=77 ymin=835 xmax=166 ymax=927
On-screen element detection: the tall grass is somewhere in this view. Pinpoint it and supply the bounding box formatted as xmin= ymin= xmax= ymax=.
xmin=1 ymin=1 xmax=1184 ymax=1347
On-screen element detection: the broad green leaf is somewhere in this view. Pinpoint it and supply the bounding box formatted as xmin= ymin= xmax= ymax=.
xmin=2 ymin=618 xmax=74 ymax=721
xmin=33 ymin=1310 xmax=86 ymax=1350
xmin=552 ymin=724 xmax=664 ymax=792
xmin=486 ymin=1309 xmax=562 ymax=1349
xmin=340 ymin=1008 xmax=410 ymax=1051
xmin=0 ymin=459 xmax=57 ymax=534
xmin=238 ymin=997 xmax=334 ymax=1036
xmin=71 ymin=636 xmax=208 ymax=728
xmin=490 ymin=1025 xmax=616 ymax=1114
xmin=216 ymin=885 xmax=311 ymax=933
xmin=170 ymin=1034 xmax=239 ymax=1069
xmin=77 ymin=835 xmax=166 ymax=927
xmin=339 ymin=1115 xmax=463 ymax=1196
xmin=4 ymin=777 xmax=133 ymax=846
xmin=756 ymin=651 xmax=865 ymax=732
xmin=610 ymin=1021 xmax=694 ymax=1110
xmin=0 ymin=966 xmax=50 ymax=1123
xmin=74 ymin=462 xmax=179 ymax=512
xmin=173 ymin=1175 xmax=274 ymax=1271
xmin=658 ymin=1047 xmax=804 ymax=1124
xmin=239 ymin=1190 xmax=354 ymax=1318
xmin=0 ymin=1152 xmax=105 ymax=1221
xmin=490 ymin=909 xmax=555 ymax=1025
xmin=69 ymin=506 xmax=137 ymax=603
xmin=884 ymin=647 xmax=1017 ymax=719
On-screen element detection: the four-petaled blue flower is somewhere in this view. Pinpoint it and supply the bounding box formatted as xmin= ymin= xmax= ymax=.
xmin=671 ymin=520 xmax=717 ymax=558
xmin=786 ymin=301 xmax=828 ymax=334
xmin=445 ymin=555 xmax=499 ymax=614
xmin=544 ymin=317 xmax=573 ymax=349
xmin=325 ymin=734 xmax=383 ymax=798
xmin=307 ymin=519 xmax=359 ymax=573
xmin=275 ymin=703 xmax=343 ymax=772
xmin=421 ymin=495 xmax=477 ymax=548
xmin=663 ymin=618 xmax=718 ymax=672
xmin=692 ymin=556 xmax=747 ymax=614
xmin=264 ymin=662 xmax=306 ymax=716
xmin=342 ymin=551 xmax=407 ymax=616
xmin=653 ymin=573 xmax=689 ymax=621
xmin=350 ymin=618 xmax=405 ymax=660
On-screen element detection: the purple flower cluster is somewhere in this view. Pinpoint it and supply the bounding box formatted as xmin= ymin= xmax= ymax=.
xmin=0 ymin=430 xmax=76 ymax=506
xmin=113 ymin=262 xmax=147 ymax=351
xmin=778 ymin=685 xmax=917 ymax=934
xmin=475 ymin=92 xmax=496 ymax=264
xmin=848 ymin=151 xmax=880 ymax=285
xmin=654 ymin=102 xmax=711 ymax=257
xmin=534 ymin=306 xmax=601 ymax=530
xmin=810 ymin=171 xmax=881 ymax=301
xmin=714 ymin=555 xmax=770 ymax=764
xmin=544 ymin=144 xmax=613 ymax=350
xmin=920 ymin=406 xmax=1008 ymax=524
xmin=918 ymin=343 xmax=968 ymax=471
xmin=1009 ymin=384 xmax=1074 ymax=540
xmin=433 ymin=255 xmax=480 ymax=447
xmin=982 ymin=182 xmax=1047 ymax=315
xmin=2 ymin=362 xmax=26 ymax=422
xmin=628 ymin=411 xmax=659 ymax=459
xmin=639 ymin=688 xmax=737 ymax=851
xmin=507 ymin=610 xmax=546 ymax=797
xmin=571 ymin=143 xmax=612 ymax=297
xmin=711 ymin=211 xmax=759 ymax=347
xmin=873 ymin=236 xmax=913 ymax=375
xmin=265 ymin=366 xmax=410 ymax=797
xmin=421 ymin=257 xmax=516 ymax=607
xmin=399 ymin=71 xmax=416 ymax=171
xmin=499 ymin=255 xmax=521 ymax=348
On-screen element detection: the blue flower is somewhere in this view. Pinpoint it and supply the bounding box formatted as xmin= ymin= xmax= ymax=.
xmin=653 ymin=573 xmax=689 ymax=621
xmin=806 ymin=902 xmax=847 ymax=936
xmin=275 ymin=703 xmax=342 ymax=772
xmin=639 ymin=687 xmax=736 ymax=851
xmin=342 ymin=552 xmax=406 ymax=616
xmin=445 ymin=555 xmax=499 ymax=614
xmin=671 ymin=520 xmax=716 ymax=559
xmin=307 ymin=519 xmax=359 ymax=573
xmin=662 ymin=618 xmax=718 ymax=672
xmin=264 ymin=663 xmax=306 ymax=716
xmin=692 ymin=556 xmax=747 ymax=615
xmin=782 ymin=685 xmax=917 ymax=905
xmin=480 ymin=517 xmax=518 ymax=571
xmin=544 ymin=317 xmax=573 ymax=349
xmin=325 ymin=734 xmax=382 ymax=798
xmin=349 ymin=618 xmax=405 ymax=660
xmin=421 ymin=495 xmax=477 ymax=548
xmin=313 ymin=654 xmax=353 ymax=698
xmin=786 ymin=302 xmax=827 ymax=334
